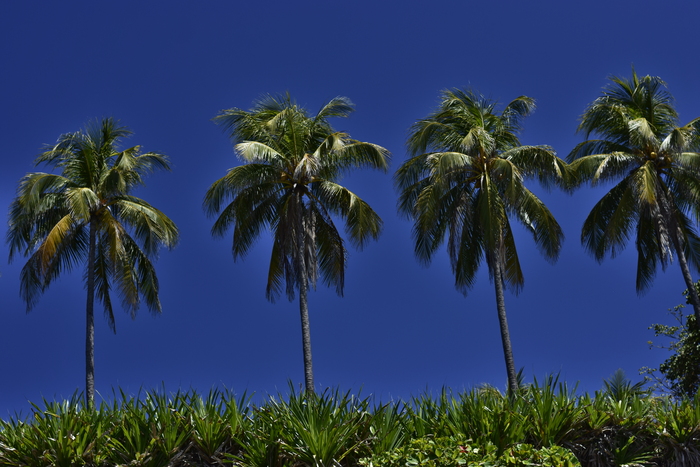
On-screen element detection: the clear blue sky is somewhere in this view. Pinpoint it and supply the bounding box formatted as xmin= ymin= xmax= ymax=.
xmin=2 ymin=0 xmax=700 ymax=416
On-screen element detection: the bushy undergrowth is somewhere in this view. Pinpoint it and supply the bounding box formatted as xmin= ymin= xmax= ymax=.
xmin=359 ymin=436 xmax=580 ymax=467
xmin=1 ymin=381 xmax=700 ymax=467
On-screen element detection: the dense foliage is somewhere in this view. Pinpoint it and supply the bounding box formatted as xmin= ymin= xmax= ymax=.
xmin=2 ymin=383 xmax=700 ymax=467
xmin=643 ymin=282 xmax=700 ymax=399
xmin=359 ymin=436 xmax=580 ymax=467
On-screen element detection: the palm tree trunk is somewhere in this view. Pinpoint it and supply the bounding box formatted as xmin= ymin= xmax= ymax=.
xmin=299 ymin=279 xmax=314 ymax=394
xmin=676 ymin=245 xmax=700 ymax=325
xmin=296 ymin=195 xmax=314 ymax=394
xmin=493 ymin=258 xmax=518 ymax=394
xmin=85 ymin=217 xmax=96 ymax=407
xmin=659 ymin=187 xmax=700 ymax=325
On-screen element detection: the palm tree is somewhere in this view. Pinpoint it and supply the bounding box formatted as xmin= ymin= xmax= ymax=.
xmin=396 ymin=89 xmax=566 ymax=392
xmin=7 ymin=118 xmax=179 ymax=406
xmin=204 ymin=94 xmax=390 ymax=393
xmin=568 ymin=68 xmax=700 ymax=323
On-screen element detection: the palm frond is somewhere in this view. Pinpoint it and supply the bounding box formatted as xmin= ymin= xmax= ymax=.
xmin=93 ymin=238 xmax=116 ymax=332
xmin=119 ymin=233 xmax=162 ymax=315
xmin=502 ymin=95 xmax=536 ymax=132
xmin=18 ymin=218 xmax=87 ymax=310
xmin=395 ymin=153 xmax=434 ymax=211
xmin=513 ymin=187 xmax=563 ymax=262
xmin=265 ymin=234 xmax=290 ymax=303
xmin=568 ymin=152 xmax=638 ymax=186
xmin=235 ymin=141 xmax=284 ymax=165
xmin=490 ymin=158 xmax=522 ymax=204
xmin=503 ymin=145 xmax=567 ymax=189
xmin=319 ymin=139 xmax=390 ymax=177
xmin=113 ymin=196 xmax=179 ymax=256
xmin=476 ymin=174 xmax=507 ymax=255
xmin=451 ymin=200 xmax=482 ymax=294
xmin=203 ymin=164 xmax=283 ymax=217
xmin=430 ymin=151 xmax=476 ymax=179
xmin=635 ymin=206 xmax=664 ymax=292
xmin=567 ymin=139 xmax=630 ymax=163
xmin=665 ymin=164 xmax=700 ymax=222
xmin=314 ymin=96 xmax=354 ymax=121
xmin=313 ymin=181 xmax=382 ymax=249
xmin=628 ymin=117 xmax=659 ymax=150
xmin=501 ymin=220 xmax=525 ymax=293
xmin=581 ymin=176 xmax=638 ymax=261
xmin=415 ymin=184 xmax=466 ymax=265
xmin=66 ymin=187 xmax=100 ymax=222
xmin=230 ymin=188 xmax=285 ymax=259
xmin=310 ymin=204 xmax=346 ymax=296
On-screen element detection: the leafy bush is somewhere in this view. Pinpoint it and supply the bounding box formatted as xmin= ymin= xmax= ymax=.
xmin=359 ymin=436 xmax=580 ymax=467
xmin=643 ymin=304 xmax=700 ymax=399
xmin=498 ymin=444 xmax=581 ymax=467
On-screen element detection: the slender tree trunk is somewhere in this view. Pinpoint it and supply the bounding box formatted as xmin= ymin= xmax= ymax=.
xmin=85 ymin=217 xmax=96 ymax=407
xmin=658 ymin=187 xmax=700 ymax=326
xmin=296 ymin=194 xmax=314 ymax=394
xmin=299 ymin=278 xmax=314 ymax=394
xmin=676 ymin=245 xmax=700 ymax=325
xmin=659 ymin=186 xmax=700 ymax=325
xmin=493 ymin=258 xmax=518 ymax=394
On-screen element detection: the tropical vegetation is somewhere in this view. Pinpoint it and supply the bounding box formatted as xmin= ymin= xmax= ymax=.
xmin=396 ymin=88 xmax=568 ymax=393
xmin=204 ymin=94 xmax=390 ymax=393
xmin=568 ymin=68 xmax=700 ymax=322
xmin=2 ymin=380 xmax=700 ymax=467
xmin=6 ymin=118 xmax=179 ymax=406
xmin=642 ymin=281 xmax=700 ymax=399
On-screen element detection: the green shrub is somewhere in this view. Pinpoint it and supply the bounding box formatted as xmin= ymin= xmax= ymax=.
xmin=359 ymin=436 xmax=580 ymax=467
xmin=496 ymin=444 xmax=581 ymax=467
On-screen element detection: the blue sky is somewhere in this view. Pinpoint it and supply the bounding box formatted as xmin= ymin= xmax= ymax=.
xmin=2 ymin=0 xmax=700 ymax=416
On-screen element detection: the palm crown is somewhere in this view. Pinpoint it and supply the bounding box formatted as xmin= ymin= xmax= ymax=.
xmin=398 ymin=89 xmax=566 ymax=293
xmin=568 ymin=69 xmax=700 ymax=319
xmin=204 ymin=94 xmax=390 ymax=300
xmin=8 ymin=118 xmax=179 ymax=325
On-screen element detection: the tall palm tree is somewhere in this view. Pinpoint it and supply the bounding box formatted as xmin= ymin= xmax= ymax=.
xmin=396 ymin=89 xmax=566 ymax=392
xmin=568 ymin=68 xmax=700 ymax=322
xmin=204 ymin=94 xmax=390 ymax=393
xmin=7 ymin=118 xmax=179 ymax=406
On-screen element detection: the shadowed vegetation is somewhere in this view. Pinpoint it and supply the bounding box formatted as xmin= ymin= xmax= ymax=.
xmin=1 ymin=382 xmax=700 ymax=466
